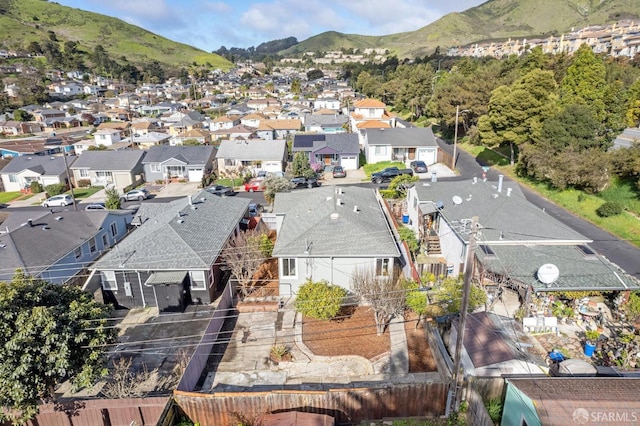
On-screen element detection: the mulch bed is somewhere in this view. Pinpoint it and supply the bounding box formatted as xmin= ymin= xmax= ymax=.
xmin=404 ymin=311 xmax=438 ymax=372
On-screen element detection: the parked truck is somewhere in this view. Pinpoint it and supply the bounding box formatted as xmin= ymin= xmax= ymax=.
xmin=370 ymin=167 xmax=414 ymax=184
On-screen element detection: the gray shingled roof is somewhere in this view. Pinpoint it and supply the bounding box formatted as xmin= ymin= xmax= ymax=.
xmin=1 ymin=155 xmax=69 ymax=175
xmin=93 ymin=192 xmax=249 ymax=271
xmin=70 ymin=150 xmax=146 ymax=171
xmin=0 ymin=210 xmax=118 ymax=281
xmin=292 ymin=133 xmax=359 ymax=154
xmin=303 ymin=114 xmax=348 ymax=127
xmin=215 ymin=139 xmax=286 ymax=161
xmin=365 ymin=127 xmax=438 ymax=147
xmin=142 ymin=145 xmax=215 ymax=166
xmin=413 ymin=179 xmax=588 ymax=243
xmin=272 ymin=186 xmax=400 ymax=257
xmin=478 ymin=244 xmax=640 ymax=291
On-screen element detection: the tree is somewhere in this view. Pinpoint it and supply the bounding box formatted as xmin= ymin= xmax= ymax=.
xmin=291 ymin=151 xmax=312 ymax=177
xmin=294 ymin=279 xmax=346 ymax=320
xmin=560 ymin=44 xmax=607 ymax=122
xmin=404 ymin=279 xmax=428 ymax=328
xmin=263 ymin=176 xmax=292 ymax=204
xmin=220 ymin=228 xmax=268 ymax=298
xmin=351 ymin=267 xmax=406 ymax=335
xmin=430 ymin=277 xmax=487 ymax=314
xmin=306 ymin=69 xmax=324 ymax=80
xmin=0 ymin=272 xmax=116 ymax=423
xmin=13 ymin=109 xmax=33 ymax=122
xmin=397 ymin=225 xmax=419 ymax=256
xmin=181 ymin=138 xmax=201 ymax=146
xmin=104 ymin=186 xmax=121 ymax=210
xmin=290 ymin=78 xmax=301 ymax=94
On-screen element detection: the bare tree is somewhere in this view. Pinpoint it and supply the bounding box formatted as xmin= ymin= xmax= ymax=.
xmin=220 ymin=227 xmax=268 ymax=298
xmin=351 ymin=267 xmax=406 ymax=335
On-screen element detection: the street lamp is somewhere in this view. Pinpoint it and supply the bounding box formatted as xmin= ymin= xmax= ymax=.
xmin=451 ymin=105 xmax=470 ymax=171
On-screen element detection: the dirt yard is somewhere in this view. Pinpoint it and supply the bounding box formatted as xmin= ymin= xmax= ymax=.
xmin=302 ymin=307 xmax=437 ymax=372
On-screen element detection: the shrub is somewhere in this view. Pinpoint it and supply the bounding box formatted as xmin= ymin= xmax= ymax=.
xmin=485 ymin=398 xmax=503 ymax=424
xmin=77 ymin=179 xmax=91 ymax=188
xmin=104 ymin=187 xmax=121 ymax=210
xmin=44 ymin=183 xmax=66 ymax=196
xmin=398 ymin=225 xmax=419 ymax=255
xmin=258 ymin=233 xmax=274 ymax=257
xmin=29 ymin=181 xmax=43 ymax=193
xmin=596 ymin=201 xmax=624 ymax=217
xmin=294 ymin=279 xmax=346 ymax=320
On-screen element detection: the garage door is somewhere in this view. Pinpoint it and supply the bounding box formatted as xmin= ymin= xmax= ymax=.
xmin=417 ymin=149 xmax=437 ymax=165
xmin=341 ymin=156 xmax=358 ymax=170
xmin=188 ymin=168 xmax=204 ymax=182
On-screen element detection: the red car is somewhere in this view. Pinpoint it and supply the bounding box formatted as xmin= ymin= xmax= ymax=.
xmin=244 ymin=179 xmax=264 ymax=192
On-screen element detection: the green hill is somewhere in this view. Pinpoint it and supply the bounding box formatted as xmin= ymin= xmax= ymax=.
xmin=285 ymin=0 xmax=640 ymax=58
xmin=0 ymin=0 xmax=232 ymax=70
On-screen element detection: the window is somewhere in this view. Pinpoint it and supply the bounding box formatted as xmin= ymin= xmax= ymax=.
xmin=189 ymin=271 xmax=206 ymax=290
xmin=374 ymin=146 xmax=387 ymax=156
xmin=74 ymin=247 xmax=82 ymax=259
xmin=282 ymin=258 xmax=297 ymax=277
xmin=95 ymin=171 xmax=113 ymax=180
xmin=89 ymin=237 xmax=96 ymax=253
xmin=150 ymin=164 xmax=160 ymax=172
xmin=110 ymin=222 xmax=118 ymax=237
xmin=376 ymin=258 xmax=390 ymax=276
xmin=102 ymin=234 xmax=108 ymax=246
xmin=79 ymin=169 xmax=89 ymax=177
xmin=8 ymin=174 xmax=17 ymax=183
xmin=102 ymin=270 xmax=117 ymax=290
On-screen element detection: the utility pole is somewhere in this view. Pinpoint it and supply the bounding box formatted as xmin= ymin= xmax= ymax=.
xmin=61 ymin=147 xmax=78 ymax=212
xmin=452 ymin=104 xmax=459 ymax=171
xmin=450 ymin=216 xmax=478 ymax=413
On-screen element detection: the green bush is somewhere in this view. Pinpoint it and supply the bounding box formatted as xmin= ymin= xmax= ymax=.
xmin=77 ymin=179 xmax=91 ymax=188
xmin=29 ymin=181 xmax=43 ymax=193
xmin=104 ymin=187 xmax=121 ymax=210
xmin=44 ymin=183 xmax=66 ymax=196
xmin=258 ymin=233 xmax=274 ymax=257
xmin=294 ymin=279 xmax=346 ymax=320
xmin=485 ymin=398 xmax=503 ymax=424
xmin=596 ymin=201 xmax=624 ymax=217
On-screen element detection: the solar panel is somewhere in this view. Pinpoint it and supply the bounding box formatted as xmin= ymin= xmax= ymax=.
xmin=479 ymin=245 xmax=496 ymax=257
xmin=294 ymin=134 xmax=325 ymax=148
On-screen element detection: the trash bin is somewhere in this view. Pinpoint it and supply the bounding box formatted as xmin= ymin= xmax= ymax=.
xmin=402 ymin=214 xmax=409 ymax=223
xmin=584 ymin=342 xmax=596 ymax=357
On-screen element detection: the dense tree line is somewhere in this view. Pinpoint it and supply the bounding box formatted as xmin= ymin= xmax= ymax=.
xmin=348 ymin=47 xmax=640 ymax=193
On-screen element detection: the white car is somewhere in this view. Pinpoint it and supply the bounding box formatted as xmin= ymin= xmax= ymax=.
xmin=42 ymin=194 xmax=74 ymax=207
xmin=120 ymin=189 xmax=149 ymax=202
xmin=85 ymin=202 xmax=106 ymax=211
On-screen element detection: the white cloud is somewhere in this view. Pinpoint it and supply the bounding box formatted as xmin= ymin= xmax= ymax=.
xmin=86 ymin=0 xmax=174 ymax=20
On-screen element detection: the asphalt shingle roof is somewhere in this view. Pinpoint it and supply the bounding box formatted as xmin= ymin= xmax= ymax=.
xmin=93 ymin=192 xmax=249 ymax=271
xmin=70 ymin=150 xmax=145 ymax=171
xmin=365 ymin=127 xmax=438 ymax=147
xmin=1 ymin=155 xmax=69 ymax=175
xmin=272 ymin=186 xmax=400 ymax=257
xmin=142 ymin=145 xmax=215 ymax=166
xmin=215 ymin=139 xmax=286 ymax=161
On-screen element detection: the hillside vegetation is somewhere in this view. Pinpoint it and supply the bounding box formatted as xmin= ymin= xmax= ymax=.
xmin=285 ymin=0 xmax=640 ymax=57
xmin=0 ymin=0 xmax=232 ymax=69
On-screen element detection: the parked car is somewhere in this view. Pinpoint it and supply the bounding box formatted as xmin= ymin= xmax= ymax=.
xmin=248 ymin=203 xmax=263 ymax=217
xmin=332 ymin=166 xmax=347 ymax=178
xmin=85 ymin=202 xmax=106 ymax=211
xmin=206 ymin=184 xmax=235 ymax=196
xmin=410 ymin=160 xmax=428 ymax=174
xmin=244 ymin=179 xmax=264 ymax=192
xmin=120 ymin=188 xmax=149 ymax=202
xmin=370 ymin=167 xmax=413 ymax=184
xmin=42 ymin=194 xmax=74 ymax=207
xmin=291 ymin=176 xmax=321 ymax=189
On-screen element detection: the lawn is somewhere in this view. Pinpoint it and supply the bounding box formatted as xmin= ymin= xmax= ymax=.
xmin=67 ymin=186 xmax=103 ymax=199
xmin=363 ymin=161 xmax=406 ymax=177
xmin=459 ymin=142 xmax=510 ymax=167
xmin=0 ymin=192 xmax=23 ymax=203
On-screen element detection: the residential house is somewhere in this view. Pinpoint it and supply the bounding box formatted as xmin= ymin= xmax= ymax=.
xmin=302 ymin=113 xmax=348 ymax=134
xmin=405 ymin=177 xmax=640 ymax=294
xmin=271 ymin=186 xmax=401 ymax=296
xmin=292 ymin=133 xmax=359 ymax=170
xmin=143 ymin=145 xmax=217 ymax=183
xmin=240 ymin=112 xmax=267 ymax=128
xmin=216 ymin=139 xmax=287 ymax=176
xmin=611 ymin=127 xmax=640 ymax=150
xmin=84 ymin=194 xmax=250 ymax=311
xmin=502 ymin=378 xmax=640 ymax=425
xmin=350 ymin=98 xmax=396 ymax=131
xmin=70 ymin=150 xmax=145 ymax=191
xmin=131 ymin=119 xmax=160 ymax=135
xmin=93 ymin=129 xmax=122 ymax=147
xmin=211 ymin=124 xmax=256 ymax=141
xmin=363 ymin=127 xmax=439 ymax=165
xmin=0 ymin=209 xmax=132 ymax=285
xmin=0 ymin=155 xmax=70 ymax=192
xmin=256 ymin=118 xmax=301 ymax=140
xmin=210 ymin=115 xmax=240 ymax=131
xmin=96 ymin=121 xmax=130 ymax=138
xmin=32 ymin=108 xmax=66 ymax=122
xmin=314 ymin=97 xmax=341 ymax=111
xmin=170 ymin=128 xmax=212 ymax=146
xmin=128 ymin=132 xmax=171 ymax=150
xmin=0 ymin=120 xmax=44 ymax=135
xmin=0 ymin=138 xmax=65 ymax=158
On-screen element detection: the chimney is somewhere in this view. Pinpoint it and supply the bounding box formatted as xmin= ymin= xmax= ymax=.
xmin=497 ymin=174 xmax=504 ymax=192
xmin=27 ymin=219 xmax=33 ymax=227
xmin=506 ymin=187 xmax=512 ymax=197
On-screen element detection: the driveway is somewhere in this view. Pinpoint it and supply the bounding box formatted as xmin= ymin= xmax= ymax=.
xmin=151 ymin=182 xmax=201 ymax=198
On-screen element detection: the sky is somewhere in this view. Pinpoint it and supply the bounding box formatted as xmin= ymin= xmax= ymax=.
xmin=54 ymin=0 xmax=485 ymax=52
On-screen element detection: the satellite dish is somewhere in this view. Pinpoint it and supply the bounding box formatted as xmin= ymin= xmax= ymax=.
xmin=537 ymin=263 xmax=560 ymax=285
xmin=452 ymin=195 xmax=463 ymax=205
xmin=436 ymin=200 xmax=444 ymax=210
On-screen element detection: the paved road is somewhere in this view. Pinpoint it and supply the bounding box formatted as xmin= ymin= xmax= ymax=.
xmin=436 ymin=137 xmax=640 ymax=280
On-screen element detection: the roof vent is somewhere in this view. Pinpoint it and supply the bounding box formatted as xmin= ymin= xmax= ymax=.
xmin=326 ymin=196 xmax=333 ymax=201
xmin=55 ymin=216 xmax=63 ymax=221
xmin=506 ymin=187 xmax=512 ymax=197
xmin=330 ymin=212 xmax=339 ymax=220
xmin=0 ymin=244 xmax=6 ymax=249
xmin=336 ymin=198 xmax=343 ymax=206
xmin=42 ymin=226 xmax=50 ymax=230
xmin=353 ymin=205 xmax=359 ymax=213
xmin=27 ymin=219 xmax=33 ymax=227
xmin=177 ymin=219 xmax=185 ymax=224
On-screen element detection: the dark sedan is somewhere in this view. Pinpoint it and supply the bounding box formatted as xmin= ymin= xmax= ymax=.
xmin=332 ymin=166 xmax=347 ymax=178
xmin=290 ymin=176 xmax=321 ymax=188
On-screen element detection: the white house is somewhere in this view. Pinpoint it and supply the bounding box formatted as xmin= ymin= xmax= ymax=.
xmin=363 ymin=127 xmax=439 ymax=165
xmin=0 ymin=156 xmax=70 ymax=192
